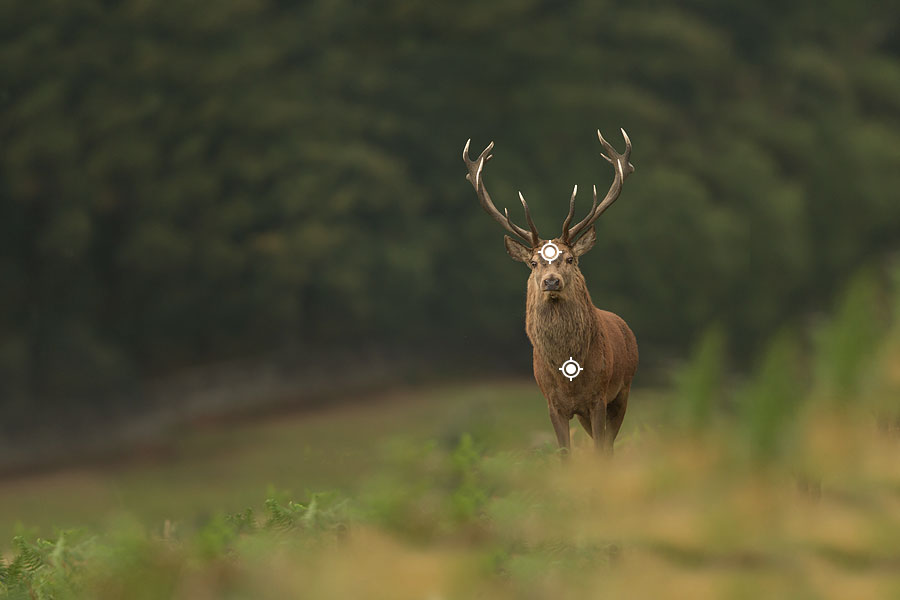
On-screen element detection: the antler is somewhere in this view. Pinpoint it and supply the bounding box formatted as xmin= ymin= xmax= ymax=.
xmin=562 ymin=128 xmax=634 ymax=244
xmin=463 ymin=139 xmax=540 ymax=247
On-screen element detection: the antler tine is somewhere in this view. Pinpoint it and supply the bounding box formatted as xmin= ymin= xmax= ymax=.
xmin=463 ymin=139 xmax=496 ymax=184
xmin=518 ymin=191 xmax=540 ymax=246
xmin=621 ymin=127 xmax=632 ymax=157
xmin=463 ymin=139 xmax=538 ymax=246
xmin=566 ymin=129 xmax=635 ymax=242
xmin=560 ymin=185 xmax=578 ymax=243
xmin=503 ymin=207 xmax=519 ymax=236
xmin=589 ymin=183 xmax=599 ymax=217
xmin=597 ymin=130 xmax=615 ymax=164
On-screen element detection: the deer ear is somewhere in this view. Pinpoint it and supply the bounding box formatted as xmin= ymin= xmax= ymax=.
xmin=571 ymin=226 xmax=597 ymax=257
xmin=504 ymin=235 xmax=532 ymax=263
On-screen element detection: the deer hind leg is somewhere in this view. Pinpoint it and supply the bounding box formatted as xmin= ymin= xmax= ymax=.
xmin=605 ymin=385 xmax=630 ymax=451
xmin=548 ymin=407 xmax=571 ymax=456
xmin=576 ymin=414 xmax=592 ymax=438
xmin=590 ymin=399 xmax=610 ymax=454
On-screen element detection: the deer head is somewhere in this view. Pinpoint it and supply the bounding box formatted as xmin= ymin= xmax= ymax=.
xmin=462 ymin=129 xmax=634 ymax=304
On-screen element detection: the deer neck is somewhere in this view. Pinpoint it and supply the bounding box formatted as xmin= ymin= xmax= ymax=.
xmin=525 ymin=283 xmax=597 ymax=370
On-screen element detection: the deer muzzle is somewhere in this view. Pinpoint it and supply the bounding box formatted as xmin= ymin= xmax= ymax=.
xmin=542 ymin=276 xmax=562 ymax=292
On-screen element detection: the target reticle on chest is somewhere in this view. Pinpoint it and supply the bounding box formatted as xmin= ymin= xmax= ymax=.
xmin=539 ymin=240 xmax=561 ymax=264
xmin=558 ymin=357 xmax=583 ymax=381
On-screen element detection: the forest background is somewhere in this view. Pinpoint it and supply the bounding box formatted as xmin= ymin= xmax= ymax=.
xmin=2 ymin=0 xmax=900 ymax=449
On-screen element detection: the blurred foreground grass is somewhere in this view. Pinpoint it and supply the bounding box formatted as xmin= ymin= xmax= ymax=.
xmin=0 ymin=379 xmax=615 ymax=540
xmin=2 ymin=269 xmax=900 ymax=599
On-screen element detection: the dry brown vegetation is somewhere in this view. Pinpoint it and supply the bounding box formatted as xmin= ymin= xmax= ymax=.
xmin=2 ymin=270 xmax=899 ymax=598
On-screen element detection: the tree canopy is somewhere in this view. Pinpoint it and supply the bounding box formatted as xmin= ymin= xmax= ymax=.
xmin=2 ymin=0 xmax=899 ymax=419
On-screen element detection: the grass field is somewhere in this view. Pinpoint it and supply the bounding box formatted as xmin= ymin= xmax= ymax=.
xmin=0 ymin=379 xmax=668 ymax=543
xmin=2 ymin=370 xmax=898 ymax=599
xmin=2 ymin=273 xmax=900 ymax=598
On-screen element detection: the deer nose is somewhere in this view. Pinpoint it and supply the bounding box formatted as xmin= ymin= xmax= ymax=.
xmin=543 ymin=276 xmax=561 ymax=291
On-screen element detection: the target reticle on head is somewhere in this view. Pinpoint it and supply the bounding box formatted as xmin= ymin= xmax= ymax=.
xmin=540 ymin=241 xmax=561 ymax=263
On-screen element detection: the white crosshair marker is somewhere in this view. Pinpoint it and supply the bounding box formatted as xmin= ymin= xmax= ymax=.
xmin=540 ymin=240 xmax=561 ymax=263
xmin=558 ymin=357 xmax=583 ymax=381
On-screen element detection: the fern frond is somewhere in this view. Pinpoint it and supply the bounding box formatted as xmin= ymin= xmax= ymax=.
xmin=264 ymin=498 xmax=309 ymax=531
xmin=226 ymin=507 xmax=257 ymax=533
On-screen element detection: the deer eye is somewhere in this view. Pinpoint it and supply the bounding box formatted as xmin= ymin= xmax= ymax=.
xmin=566 ymin=256 xmax=574 ymax=264
xmin=530 ymin=260 xmax=537 ymax=268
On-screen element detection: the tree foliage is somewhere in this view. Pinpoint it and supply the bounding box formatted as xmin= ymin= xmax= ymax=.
xmin=2 ymin=0 xmax=899 ymax=418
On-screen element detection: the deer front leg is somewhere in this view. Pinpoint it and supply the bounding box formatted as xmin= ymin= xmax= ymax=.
xmin=591 ymin=399 xmax=611 ymax=455
xmin=548 ymin=407 xmax=571 ymax=456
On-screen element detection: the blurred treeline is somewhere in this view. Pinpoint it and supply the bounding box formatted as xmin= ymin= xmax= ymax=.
xmin=2 ymin=1 xmax=900 ymax=421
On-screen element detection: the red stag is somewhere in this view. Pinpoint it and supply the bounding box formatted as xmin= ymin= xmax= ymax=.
xmin=463 ymin=130 xmax=638 ymax=454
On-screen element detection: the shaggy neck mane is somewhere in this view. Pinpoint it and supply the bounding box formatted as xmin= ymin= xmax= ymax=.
xmin=525 ymin=274 xmax=597 ymax=369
